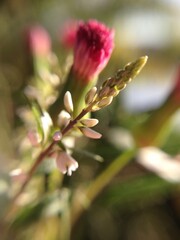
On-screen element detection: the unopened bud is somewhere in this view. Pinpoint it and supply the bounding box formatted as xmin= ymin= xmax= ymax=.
xmin=98 ymin=96 xmax=113 ymax=108
xmin=80 ymin=118 xmax=99 ymax=127
xmin=108 ymin=88 xmax=119 ymax=97
xmin=85 ymin=87 xmax=97 ymax=105
xmin=98 ymin=86 xmax=110 ymax=98
xmin=117 ymin=82 xmax=126 ymax=91
xmin=53 ymin=131 xmax=62 ymax=141
xmin=80 ymin=127 xmax=102 ymax=139
xmin=58 ymin=110 xmax=71 ymax=128
xmin=64 ymin=91 xmax=74 ymax=113
xmin=91 ymin=105 xmax=101 ymax=112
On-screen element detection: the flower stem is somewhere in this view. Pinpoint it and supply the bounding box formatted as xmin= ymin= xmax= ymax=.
xmin=71 ymin=149 xmax=136 ymax=226
xmin=12 ymin=141 xmax=56 ymax=202
xmin=12 ymin=108 xmax=89 ymax=203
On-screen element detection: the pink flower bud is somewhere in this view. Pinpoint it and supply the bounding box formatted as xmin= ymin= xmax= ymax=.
xmin=56 ymin=152 xmax=78 ymax=176
xmin=53 ymin=131 xmax=62 ymax=141
xmin=80 ymin=127 xmax=102 ymax=139
xmin=73 ymin=20 xmax=114 ymax=83
xmin=25 ymin=25 xmax=51 ymax=56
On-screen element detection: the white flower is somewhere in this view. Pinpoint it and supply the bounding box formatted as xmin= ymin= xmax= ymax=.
xmin=56 ymin=151 xmax=78 ymax=176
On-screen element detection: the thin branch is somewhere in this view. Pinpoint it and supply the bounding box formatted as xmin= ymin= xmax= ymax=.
xmin=12 ymin=108 xmax=89 ymax=203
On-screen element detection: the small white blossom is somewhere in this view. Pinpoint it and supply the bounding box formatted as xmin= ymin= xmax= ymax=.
xmin=56 ymin=152 xmax=78 ymax=176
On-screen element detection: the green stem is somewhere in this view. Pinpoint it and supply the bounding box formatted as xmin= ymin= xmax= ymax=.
xmin=71 ymin=149 xmax=136 ymax=225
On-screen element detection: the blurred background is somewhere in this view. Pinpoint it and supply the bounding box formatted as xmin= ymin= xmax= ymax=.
xmin=0 ymin=0 xmax=180 ymax=239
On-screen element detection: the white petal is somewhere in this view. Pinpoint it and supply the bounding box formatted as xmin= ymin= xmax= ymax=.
xmin=64 ymin=91 xmax=74 ymax=113
xmin=56 ymin=151 xmax=78 ymax=175
xmin=56 ymin=155 xmax=67 ymax=174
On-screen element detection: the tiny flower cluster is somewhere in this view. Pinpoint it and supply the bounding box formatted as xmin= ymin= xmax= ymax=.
xmin=52 ymin=88 xmax=102 ymax=176
xmin=54 ymin=89 xmax=101 ymax=140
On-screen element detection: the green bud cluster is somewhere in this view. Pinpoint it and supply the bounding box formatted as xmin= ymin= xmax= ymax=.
xmin=85 ymin=56 xmax=148 ymax=111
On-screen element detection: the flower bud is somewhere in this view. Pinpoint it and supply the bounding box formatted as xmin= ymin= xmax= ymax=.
xmin=73 ymin=20 xmax=114 ymax=83
xmin=57 ymin=110 xmax=71 ymax=128
xmin=80 ymin=127 xmax=102 ymax=139
xmin=85 ymin=87 xmax=97 ymax=105
xmin=53 ymin=131 xmax=62 ymax=141
xmin=80 ymin=118 xmax=99 ymax=127
xmin=25 ymin=25 xmax=51 ymax=57
xmin=64 ymin=91 xmax=74 ymax=113
xmin=98 ymin=96 xmax=113 ymax=108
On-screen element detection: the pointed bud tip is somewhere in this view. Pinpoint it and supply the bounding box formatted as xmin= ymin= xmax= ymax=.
xmin=136 ymin=56 xmax=148 ymax=71
xmin=139 ymin=55 xmax=148 ymax=65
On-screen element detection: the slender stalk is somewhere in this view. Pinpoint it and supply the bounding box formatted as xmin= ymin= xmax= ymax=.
xmin=12 ymin=141 xmax=56 ymax=202
xmin=71 ymin=149 xmax=136 ymax=226
xmin=12 ymin=108 xmax=89 ymax=203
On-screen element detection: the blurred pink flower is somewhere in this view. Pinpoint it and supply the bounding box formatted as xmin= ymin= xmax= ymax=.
xmin=25 ymin=25 xmax=51 ymax=56
xmin=60 ymin=20 xmax=78 ymax=49
xmin=73 ymin=19 xmax=114 ymax=83
xmin=56 ymin=151 xmax=78 ymax=176
xmin=10 ymin=169 xmax=27 ymax=183
xmin=27 ymin=130 xmax=41 ymax=147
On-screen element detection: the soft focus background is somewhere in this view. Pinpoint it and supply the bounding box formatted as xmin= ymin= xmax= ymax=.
xmin=0 ymin=0 xmax=180 ymax=239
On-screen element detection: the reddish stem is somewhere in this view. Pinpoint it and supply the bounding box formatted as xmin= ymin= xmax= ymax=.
xmin=13 ymin=108 xmax=88 ymax=202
